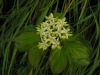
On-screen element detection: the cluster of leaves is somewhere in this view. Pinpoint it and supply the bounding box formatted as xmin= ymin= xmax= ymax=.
xmin=15 ymin=24 xmax=90 ymax=74
xmin=0 ymin=0 xmax=100 ymax=75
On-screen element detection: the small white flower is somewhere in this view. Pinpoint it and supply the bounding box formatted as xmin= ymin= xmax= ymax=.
xmin=38 ymin=42 xmax=49 ymax=50
xmin=37 ymin=13 xmax=72 ymax=50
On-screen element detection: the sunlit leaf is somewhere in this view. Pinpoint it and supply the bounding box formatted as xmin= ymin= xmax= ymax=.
xmin=15 ymin=28 xmax=40 ymax=52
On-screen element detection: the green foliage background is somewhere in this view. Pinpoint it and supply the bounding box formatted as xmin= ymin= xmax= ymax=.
xmin=0 ymin=0 xmax=100 ymax=75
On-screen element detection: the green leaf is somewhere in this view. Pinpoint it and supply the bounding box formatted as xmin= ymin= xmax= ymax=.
xmin=49 ymin=48 xmax=67 ymax=74
xmin=28 ymin=45 xmax=43 ymax=67
xmin=53 ymin=12 xmax=64 ymax=19
xmin=15 ymin=28 xmax=40 ymax=52
xmin=21 ymin=25 xmax=35 ymax=32
xmin=63 ymin=38 xmax=90 ymax=65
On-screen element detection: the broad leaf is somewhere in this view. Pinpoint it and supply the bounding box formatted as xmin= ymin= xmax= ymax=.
xmin=63 ymin=38 xmax=90 ymax=65
xmin=28 ymin=45 xmax=43 ymax=67
xmin=49 ymin=48 xmax=67 ymax=74
xmin=15 ymin=28 xmax=40 ymax=52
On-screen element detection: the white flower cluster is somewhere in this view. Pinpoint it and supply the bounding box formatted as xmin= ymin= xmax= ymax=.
xmin=36 ymin=13 xmax=72 ymax=50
